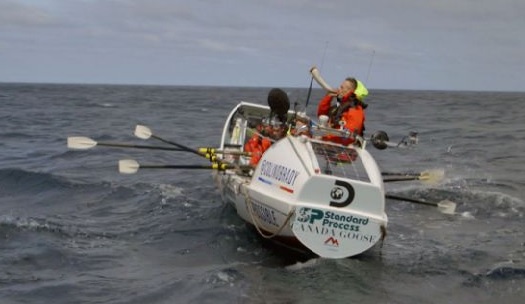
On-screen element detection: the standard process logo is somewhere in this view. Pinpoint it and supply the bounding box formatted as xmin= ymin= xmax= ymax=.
xmin=294 ymin=207 xmax=377 ymax=244
xmin=296 ymin=207 xmax=368 ymax=231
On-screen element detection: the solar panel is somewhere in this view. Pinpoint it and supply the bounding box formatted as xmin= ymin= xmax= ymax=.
xmin=311 ymin=142 xmax=370 ymax=182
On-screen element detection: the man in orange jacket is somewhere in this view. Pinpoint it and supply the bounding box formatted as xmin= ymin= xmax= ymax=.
xmin=317 ymin=77 xmax=368 ymax=146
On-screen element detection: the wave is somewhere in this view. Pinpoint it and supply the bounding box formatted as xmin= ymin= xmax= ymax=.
xmin=0 ymin=132 xmax=35 ymax=139
xmin=0 ymin=214 xmax=118 ymax=240
xmin=485 ymin=265 xmax=525 ymax=280
xmin=391 ymin=176 xmax=524 ymax=216
xmin=76 ymin=102 xmax=118 ymax=108
xmin=0 ymin=168 xmax=73 ymax=192
xmin=0 ymin=168 xmax=109 ymax=194
xmin=463 ymin=263 xmax=525 ymax=286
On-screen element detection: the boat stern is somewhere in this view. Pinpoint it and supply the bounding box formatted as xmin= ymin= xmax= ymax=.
xmin=249 ymin=136 xmax=387 ymax=258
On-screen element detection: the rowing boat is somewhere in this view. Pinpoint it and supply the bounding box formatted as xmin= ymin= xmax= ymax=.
xmin=211 ymin=101 xmax=388 ymax=259
xmin=67 ymin=69 xmax=457 ymax=259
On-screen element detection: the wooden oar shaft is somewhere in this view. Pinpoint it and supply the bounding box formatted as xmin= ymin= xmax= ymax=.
xmin=151 ymin=134 xmax=204 ymax=157
xmin=383 ymin=176 xmax=420 ymax=182
xmin=386 ymin=194 xmax=438 ymax=207
xmin=97 ymin=142 xmax=183 ymax=151
xmin=382 ymin=172 xmax=419 ymax=176
xmin=134 ymin=125 xmax=244 ymax=167
xmin=139 ymin=163 xmax=252 ymax=171
xmin=140 ymin=164 xmax=233 ymax=170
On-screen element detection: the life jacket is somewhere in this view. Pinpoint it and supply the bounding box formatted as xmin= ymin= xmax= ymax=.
xmin=328 ymin=93 xmax=365 ymax=136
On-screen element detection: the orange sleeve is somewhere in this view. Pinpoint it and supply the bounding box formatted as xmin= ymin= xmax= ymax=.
xmin=261 ymin=138 xmax=272 ymax=151
xmin=317 ymin=95 xmax=333 ymax=117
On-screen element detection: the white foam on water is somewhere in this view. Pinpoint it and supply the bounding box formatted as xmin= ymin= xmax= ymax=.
xmin=0 ymin=215 xmax=48 ymax=230
xmin=285 ymin=258 xmax=320 ymax=271
xmin=460 ymin=211 xmax=475 ymax=219
xmin=156 ymin=184 xmax=184 ymax=199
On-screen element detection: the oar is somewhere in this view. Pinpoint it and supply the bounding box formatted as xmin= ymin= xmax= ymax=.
xmin=382 ymin=169 xmax=444 ymax=185
xmin=67 ymin=136 xmax=250 ymax=157
xmin=118 ymin=159 xmax=250 ymax=174
xmin=134 ymin=125 xmax=249 ymax=163
xmin=67 ymin=136 xmax=185 ymax=151
xmin=134 ymin=125 xmax=203 ymax=157
xmin=386 ymin=194 xmax=456 ymax=214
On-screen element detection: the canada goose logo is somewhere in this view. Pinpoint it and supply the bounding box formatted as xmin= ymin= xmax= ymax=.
xmin=329 ymin=180 xmax=355 ymax=208
xmin=324 ymin=237 xmax=339 ymax=247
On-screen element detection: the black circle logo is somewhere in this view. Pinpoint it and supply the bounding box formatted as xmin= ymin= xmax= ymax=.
xmin=329 ymin=180 xmax=355 ymax=208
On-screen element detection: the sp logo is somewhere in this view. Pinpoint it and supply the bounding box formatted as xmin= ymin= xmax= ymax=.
xmin=329 ymin=180 xmax=355 ymax=208
xmin=296 ymin=208 xmax=324 ymax=224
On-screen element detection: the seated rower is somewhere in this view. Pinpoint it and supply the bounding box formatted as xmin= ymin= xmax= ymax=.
xmin=245 ymin=88 xmax=290 ymax=166
xmin=290 ymin=112 xmax=312 ymax=137
xmin=244 ymin=117 xmax=287 ymax=166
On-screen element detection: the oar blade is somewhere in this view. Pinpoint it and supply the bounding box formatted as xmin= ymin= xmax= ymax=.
xmin=134 ymin=125 xmax=152 ymax=139
xmin=437 ymin=200 xmax=457 ymax=214
xmin=119 ymin=159 xmax=140 ymax=174
xmin=67 ymin=136 xmax=97 ymax=150
xmin=419 ymin=169 xmax=445 ymax=185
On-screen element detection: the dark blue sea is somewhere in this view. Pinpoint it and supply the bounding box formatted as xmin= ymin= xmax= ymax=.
xmin=1 ymin=83 xmax=524 ymax=303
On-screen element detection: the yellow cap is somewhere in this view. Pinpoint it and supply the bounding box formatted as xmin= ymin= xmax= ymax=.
xmin=355 ymin=80 xmax=368 ymax=101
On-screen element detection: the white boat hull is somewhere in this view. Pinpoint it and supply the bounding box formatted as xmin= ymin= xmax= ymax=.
xmin=214 ymin=102 xmax=388 ymax=259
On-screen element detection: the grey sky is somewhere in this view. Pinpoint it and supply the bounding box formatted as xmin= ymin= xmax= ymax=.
xmin=1 ymin=0 xmax=523 ymax=91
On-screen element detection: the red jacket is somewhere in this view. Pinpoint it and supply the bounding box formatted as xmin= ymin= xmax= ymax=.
xmin=317 ymin=93 xmax=365 ymax=145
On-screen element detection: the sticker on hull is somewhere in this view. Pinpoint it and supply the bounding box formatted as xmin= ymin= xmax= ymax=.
xmin=292 ymin=206 xmax=382 ymax=258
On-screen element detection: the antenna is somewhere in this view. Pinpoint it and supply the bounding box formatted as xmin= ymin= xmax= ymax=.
xmin=320 ymin=41 xmax=329 ymax=71
xmin=365 ymin=49 xmax=375 ymax=83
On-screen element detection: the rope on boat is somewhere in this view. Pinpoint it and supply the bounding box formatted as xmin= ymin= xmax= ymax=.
xmin=241 ymin=182 xmax=295 ymax=239
xmin=379 ymin=225 xmax=387 ymax=250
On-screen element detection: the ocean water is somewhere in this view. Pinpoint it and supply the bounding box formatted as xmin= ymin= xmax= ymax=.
xmin=0 ymin=83 xmax=524 ymax=303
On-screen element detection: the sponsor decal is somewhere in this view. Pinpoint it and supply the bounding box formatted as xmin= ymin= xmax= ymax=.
xmin=324 ymin=237 xmax=339 ymax=247
xmin=251 ymin=201 xmax=278 ymax=227
xmin=259 ymin=160 xmax=300 ymax=186
xmin=329 ymin=180 xmax=355 ymax=208
xmin=257 ymin=176 xmax=272 ymax=185
xmin=293 ymin=223 xmax=377 ymax=243
xmin=279 ymin=185 xmax=294 ymax=193
xmin=297 ymin=208 xmax=368 ymax=227
xmin=296 ymin=207 xmax=324 ymax=224
xmin=294 ymin=207 xmax=376 ymax=243
xmin=257 ymin=177 xmax=294 ymax=194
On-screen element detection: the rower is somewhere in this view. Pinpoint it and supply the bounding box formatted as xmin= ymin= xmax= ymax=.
xmin=316 ymin=77 xmax=368 ymax=146
xmin=244 ymin=88 xmax=290 ymax=167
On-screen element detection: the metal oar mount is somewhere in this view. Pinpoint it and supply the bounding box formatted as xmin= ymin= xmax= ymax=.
xmin=309 ymin=125 xmax=415 ymax=151
xmin=370 ymin=130 xmax=389 ymax=150
xmin=370 ymin=130 xmax=418 ymax=150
